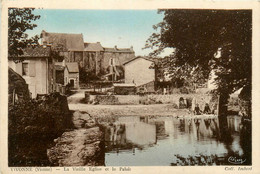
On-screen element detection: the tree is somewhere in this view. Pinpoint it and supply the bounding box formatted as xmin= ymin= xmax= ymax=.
xmin=8 ymin=8 xmax=41 ymax=61
xmin=145 ymin=9 xmax=252 ymax=116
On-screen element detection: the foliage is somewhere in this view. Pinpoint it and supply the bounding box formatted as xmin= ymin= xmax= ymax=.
xmin=8 ymin=93 xmax=72 ymax=166
xmin=79 ymin=68 xmax=100 ymax=83
xmin=8 ymin=93 xmax=70 ymax=137
xmin=8 ymin=8 xmax=41 ymax=61
xmin=145 ymin=9 xmax=252 ymax=96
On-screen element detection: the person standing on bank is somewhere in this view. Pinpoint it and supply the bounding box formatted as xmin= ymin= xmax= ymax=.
xmin=203 ymin=103 xmax=211 ymax=114
xmin=194 ymin=104 xmax=202 ymax=115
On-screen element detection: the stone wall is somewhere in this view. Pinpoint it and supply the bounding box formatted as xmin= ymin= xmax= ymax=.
xmin=88 ymin=94 xmax=217 ymax=110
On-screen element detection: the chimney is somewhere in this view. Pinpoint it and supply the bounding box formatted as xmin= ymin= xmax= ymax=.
xmin=130 ymin=46 xmax=133 ymax=51
xmin=43 ymin=41 xmax=47 ymax=48
xmin=62 ymin=59 xmax=66 ymax=67
xmin=114 ymin=45 xmax=117 ymax=50
xmin=41 ymin=30 xmax=46 ymax=38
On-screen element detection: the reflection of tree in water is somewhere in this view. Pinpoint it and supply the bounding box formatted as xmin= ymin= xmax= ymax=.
xmin=171 ymin=117 xmax=252 ymax=166
xmin=194 ymin=119 xmax=201 ymax=140
xmin=218 ymin=117 xmax=251 ymax=165
xmin=179 ymin=118 xmax=186 ymax=133
xmin=154 ymin=121 xmax=167 ymax=139
xmin=171 ymin=154 xmax=226 ymax=166
xmin=187 ymin=119 xmax=192 ymax=133
xmin=204 ymin=119 xmax=211 ymax=129
xmin=239 ymin=119 xmax=252 ymax=165
xmin=103 ymin=116 xmax=251 ymax=165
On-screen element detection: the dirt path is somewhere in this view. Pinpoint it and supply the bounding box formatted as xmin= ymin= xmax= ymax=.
xmin=47 ymin=111 xmax=104 ymax=166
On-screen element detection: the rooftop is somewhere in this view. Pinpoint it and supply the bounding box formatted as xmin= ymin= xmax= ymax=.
xmin=123 ymin=56 xmax=155 ymax=65
xmin=54 ymin=65 xmax=65 ymax=71
xmin=66 ymin=62 xmax=79 ymax=73
xmin=84 ymin=42 xmax=104 ymax=52
xmin=103 ymin=46 xmax=134 ymax=53
xmin=9 ymin=46 xmax=51 ymax=58
xmin=41 ymin=30 xmax=84 ymax=51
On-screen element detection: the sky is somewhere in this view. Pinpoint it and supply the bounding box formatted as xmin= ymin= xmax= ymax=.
xmin=26 ymin=9 xmax=173 ymax=57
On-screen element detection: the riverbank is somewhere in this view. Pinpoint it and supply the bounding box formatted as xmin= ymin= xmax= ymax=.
xmin=69 ymin=103 xmax=191 ymax=117
xmin=47 ymin=111 xmax=105 ymax=166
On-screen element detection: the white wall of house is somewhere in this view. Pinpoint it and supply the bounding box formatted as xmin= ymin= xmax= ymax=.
xmin=64 ymin=67 xmax=69 ymax=85
xmin=9 ymin=59 xmax=48 ymax=98
xmin=68 ymin=72 xmax=79 ymax=88
xmin=124 ymin=58 xmax=155 ymax=86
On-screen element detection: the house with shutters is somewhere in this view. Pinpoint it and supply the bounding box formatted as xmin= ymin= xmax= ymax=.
xmin=8 ymin=46 xmax=58 ymax=98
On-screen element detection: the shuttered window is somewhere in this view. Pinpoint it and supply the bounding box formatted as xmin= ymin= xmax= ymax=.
xmin=22 ymin=63 xmax=29 ymax=76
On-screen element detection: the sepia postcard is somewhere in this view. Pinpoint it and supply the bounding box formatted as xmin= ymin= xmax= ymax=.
xmin=1 ymin=0 xmax=260 ymax=173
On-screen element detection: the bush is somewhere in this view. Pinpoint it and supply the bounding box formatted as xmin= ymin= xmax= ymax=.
xmin=8 ymin=93 xmax=72 ymax=166
xmin=9 ymin=93 xmax=70 ymax=137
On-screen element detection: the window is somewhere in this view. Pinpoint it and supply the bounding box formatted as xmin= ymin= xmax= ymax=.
xmin=22 ymin=63 xmax=29 ymax=76
xmin=109 ymin=58 xmax=114 ymax=66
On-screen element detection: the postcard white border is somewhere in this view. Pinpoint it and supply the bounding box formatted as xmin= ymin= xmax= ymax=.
xmin=1 ymin=0 xmax=260 ymax=173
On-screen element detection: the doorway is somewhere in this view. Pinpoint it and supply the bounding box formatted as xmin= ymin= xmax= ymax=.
xmin=70 ymin=79 xmax=75 ymax=88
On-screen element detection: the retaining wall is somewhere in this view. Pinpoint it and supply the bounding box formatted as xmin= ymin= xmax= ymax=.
xmin=88 ymin=94 xmax=217 ymax=109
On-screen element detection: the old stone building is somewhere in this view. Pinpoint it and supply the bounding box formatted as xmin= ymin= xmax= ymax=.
xmin=41 ymin=30 xmax=85 ymax=67
xmin=83 ymin=42 xmax=104 ymax=76
xmin=41 ymin=30 xmax=135 ymax=82
xmin=84 ymin=43 xmax=135 ymax=79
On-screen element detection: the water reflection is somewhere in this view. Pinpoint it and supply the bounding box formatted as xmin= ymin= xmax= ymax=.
xmin=103 ymin=116 xmax=251 ymax=166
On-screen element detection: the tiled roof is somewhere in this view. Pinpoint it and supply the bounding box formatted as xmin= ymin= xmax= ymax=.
xmin=11 ymin=46 xmax=51 ymax=58
xmin=66 ymin=62 xmax=79 ymax=73
xmin=123 ymin=56 xmax=155 ymax=65
xmin=55 ymin=62 xmax=63 ymax=66
xmin=103 ymin=47 xmax=134 ymax=53
xmin=54 ymin=65 xmax=65 ymax=71
xmin=116 ymin=48 xmax=134 ymax=53
xmin=84 ymin=42 xmax=104 ymax=52
xmin=103 ymin=47 xmax=115 ymax=52
xmin=41 ymin=30 xmax=84 ymax=51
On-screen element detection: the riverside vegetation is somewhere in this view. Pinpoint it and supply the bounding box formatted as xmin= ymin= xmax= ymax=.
xmin=8 ymin=93 xmax=72 ymax=166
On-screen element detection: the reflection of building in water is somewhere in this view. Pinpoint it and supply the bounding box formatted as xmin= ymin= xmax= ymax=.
xmin=126 ymin=122 xmax=156 ymax=146
xmin=104 ymin=123 xmax=127 ymax=150
xmin=164 ymin=119 xmax=174 ymax=138
xmin=155 ymin=121 xmax=166 ymax=139
xmin=227 ymin=116 xmax=242 ymax=133
xmin=105 ymin=116 xmax=156 ymax=150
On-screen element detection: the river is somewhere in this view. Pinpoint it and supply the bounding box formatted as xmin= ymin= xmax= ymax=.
xmin=101 ymin=115 xmax=251 ymax=166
